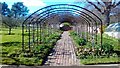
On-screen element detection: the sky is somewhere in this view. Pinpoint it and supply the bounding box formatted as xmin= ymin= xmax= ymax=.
xmin=0 ymin=0 xmax=86 ymax=13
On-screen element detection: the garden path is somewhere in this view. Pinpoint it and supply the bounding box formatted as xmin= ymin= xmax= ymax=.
xmin=44 ymin=31 xmax=80 ymax=66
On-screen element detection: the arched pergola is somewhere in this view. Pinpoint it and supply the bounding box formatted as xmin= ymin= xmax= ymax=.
xmin=22 ymin=4 xmax=103 ymax=52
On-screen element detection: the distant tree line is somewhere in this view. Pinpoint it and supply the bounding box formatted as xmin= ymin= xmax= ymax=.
xmin=1 ymin=2 xmax=29 ymax=35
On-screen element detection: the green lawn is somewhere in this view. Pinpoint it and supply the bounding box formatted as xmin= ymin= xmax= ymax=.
xmin=1 ymin=28 xmax=28 ymax=43
xmin=102 ymin=33 xmax=120 ymax=51
xmin=80 ymin=56 xmax=119 ymax=64
xmin=1 ymin=27 xmax=62 ymax=65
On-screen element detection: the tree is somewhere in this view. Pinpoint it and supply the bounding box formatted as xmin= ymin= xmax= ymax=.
xmin=11 ymin=2 xmax=29 ymax=18
xmin=111 ymin=5 xmax=120 ymax=15
xmin=1 ymin=2 xmax=10 ymax=16
xmin=85 ymin=0 xmax=120 ymax=26
xmin=1 ymin=2 xmax=29 ymax=35
xmin=2 ymin=15 xmax=18 ymax=35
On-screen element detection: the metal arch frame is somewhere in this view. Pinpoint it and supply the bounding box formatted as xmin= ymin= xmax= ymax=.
xmin=24 ymin=10 xmax=96 ymax=51
xmin=22 ymin=10 xmax=91 ymax=50
xmin=36 ymin=10 xmax=97 ymax=44
xmin=32 ymin=10 xmax=93 ymax=36
xmin=37 ymin=11 xmax=90 ymax=41
xmin=25 ymin=7 xmax=99 ymax=25
xmin=36 ymin=11 xmax=98 ymax=47
xmin=22 ymin=9 xmax=98 ymax=51
xmin=31 ymin=8 xmax=97 ymax=33
xmin=22 ymin=4 xmax=103 ymax=51
xmin=25 ymin=7 xmax=98 ymax=37
xmin=37 ymin=10 xmax=91 ymax=33
xmin=34 ymin=8 xmax=98 ymax=42
xmin=22 ymin=4 xmax=102 ymax=24
xmin=36 ymin=9 xmax=93 ymax=33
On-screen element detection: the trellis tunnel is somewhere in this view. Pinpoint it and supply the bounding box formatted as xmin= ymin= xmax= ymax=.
xmin=22 ymin=4 xmax=103 ymax=52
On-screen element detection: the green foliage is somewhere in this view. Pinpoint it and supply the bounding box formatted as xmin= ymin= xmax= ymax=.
xmin=1 ymin=2 xmax=29 ymax=34
xmin=62 ymin=22 xmax=71 ymax=26
xmin=80 ymin=57 xmax=120 ymax=65
xmin=70 ymin=31 xmax=77 ymax=36
xmin=70 ymin=31 xmax=87 ymax=46
xmin=101 ymin=43 xmax=113 ymax=56
xmin=76 ymin=40 xmax=114 ymax=59
xmin=102 ymin=34 xmax=120 ymax=51
xmin=1 ymin=28 xmax=29 ymax=43
xmin=1 ymin=2 xmax=10 ymax=16
xmin=70 ymin=30 xmax=119 ymax=64
xmin=2 ymin=15 xmax=19 ymax=35
xmin=1 ymin=28 xmax=61 ymax=65
xmin=11 ymin=2 xmax=29 ymax=18
xmin=1 ymin=58 xmax=16 ymax=65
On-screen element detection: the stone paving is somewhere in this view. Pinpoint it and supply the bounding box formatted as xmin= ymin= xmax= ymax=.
xmin=44 ymin=31 xmax=80 ymax=66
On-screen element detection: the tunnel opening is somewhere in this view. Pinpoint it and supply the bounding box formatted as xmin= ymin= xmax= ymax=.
xmin=60 ymin=21 xmax=73 ymax=31
xmin=59 ymin=13 xmax=76 ymax=31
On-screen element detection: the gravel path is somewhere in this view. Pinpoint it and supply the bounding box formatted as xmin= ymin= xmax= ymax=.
xmin=44 ymin=31 xmax=80 ymax=66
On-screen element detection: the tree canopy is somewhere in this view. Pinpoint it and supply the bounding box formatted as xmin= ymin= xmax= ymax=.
xmin=1 ymin=2 xmax=29 ymax=35
xmin=11 ymin=2 xmax=29 ymax=18
xmin=1 ymin=2 xmax=10 ymax=16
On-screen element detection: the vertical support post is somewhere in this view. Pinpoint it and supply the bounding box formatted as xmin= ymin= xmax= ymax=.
xmin=32 ymin=23 xmax=35 ymax=43
xmin=28 ymin=23 xmax=31 ymax=51
xmin=80 ymin=25 xmax=82 ymax=37
xmin=91 ymin=22 xmax=94 ymax=48
xmin=84 ymin=24 xmax=86 ymax=39
xmin=89 ymin=24 xmax=90 ymax=36
xmin=95 ymin=22 xmax=97 ymax=45
xmin=85 ymin=24 xmax=87 ymax=40
xmin=47 ymin=24 xmax=49 ymax=37
xmin=86 ymin=24 xmax=89 ymax=42
xmin=77 ymin=25 xmax=78 ymax=36
xmin=37 ymin=22 xmax=39 ymax=45
xmin=100 ymin=22 xmax=103 ymax=50
xmin=22 ymin=24 xmax=24 ymax=51
xmin=40 ymin=23 xmax=42 ymax=43
xmin=78 ymin=26 xmax=80 ymax=37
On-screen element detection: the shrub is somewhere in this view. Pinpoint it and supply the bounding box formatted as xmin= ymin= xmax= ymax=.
xmin=74 ymin=37 xmax=86 ymax=46
xmin=101 ymin=43 xmax=113 ymax=56
xmin=70 ymin=31 xmax=77 ymax=36
xmin=79 ymin=38 xmax=87 ymax=45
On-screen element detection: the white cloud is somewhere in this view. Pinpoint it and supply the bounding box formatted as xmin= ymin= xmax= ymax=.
xmin=21 ymin=0 xmax=46 ymax=7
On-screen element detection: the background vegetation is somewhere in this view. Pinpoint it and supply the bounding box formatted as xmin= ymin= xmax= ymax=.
xmin=70 ymin=30 xmax=120 ymax=64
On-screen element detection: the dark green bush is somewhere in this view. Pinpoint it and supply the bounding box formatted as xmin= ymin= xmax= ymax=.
xmin=101 ymin=43 xmax=113 ymax=56
xmin=74 ymin=37 xmax=86 ymax=46
xmin=78 ymin=38 xmax=87 ymax=45
xmin=70 ymin=31 xmax=87 ymax=46
xmin=70 ymin=31 xmax=77 ymax=36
